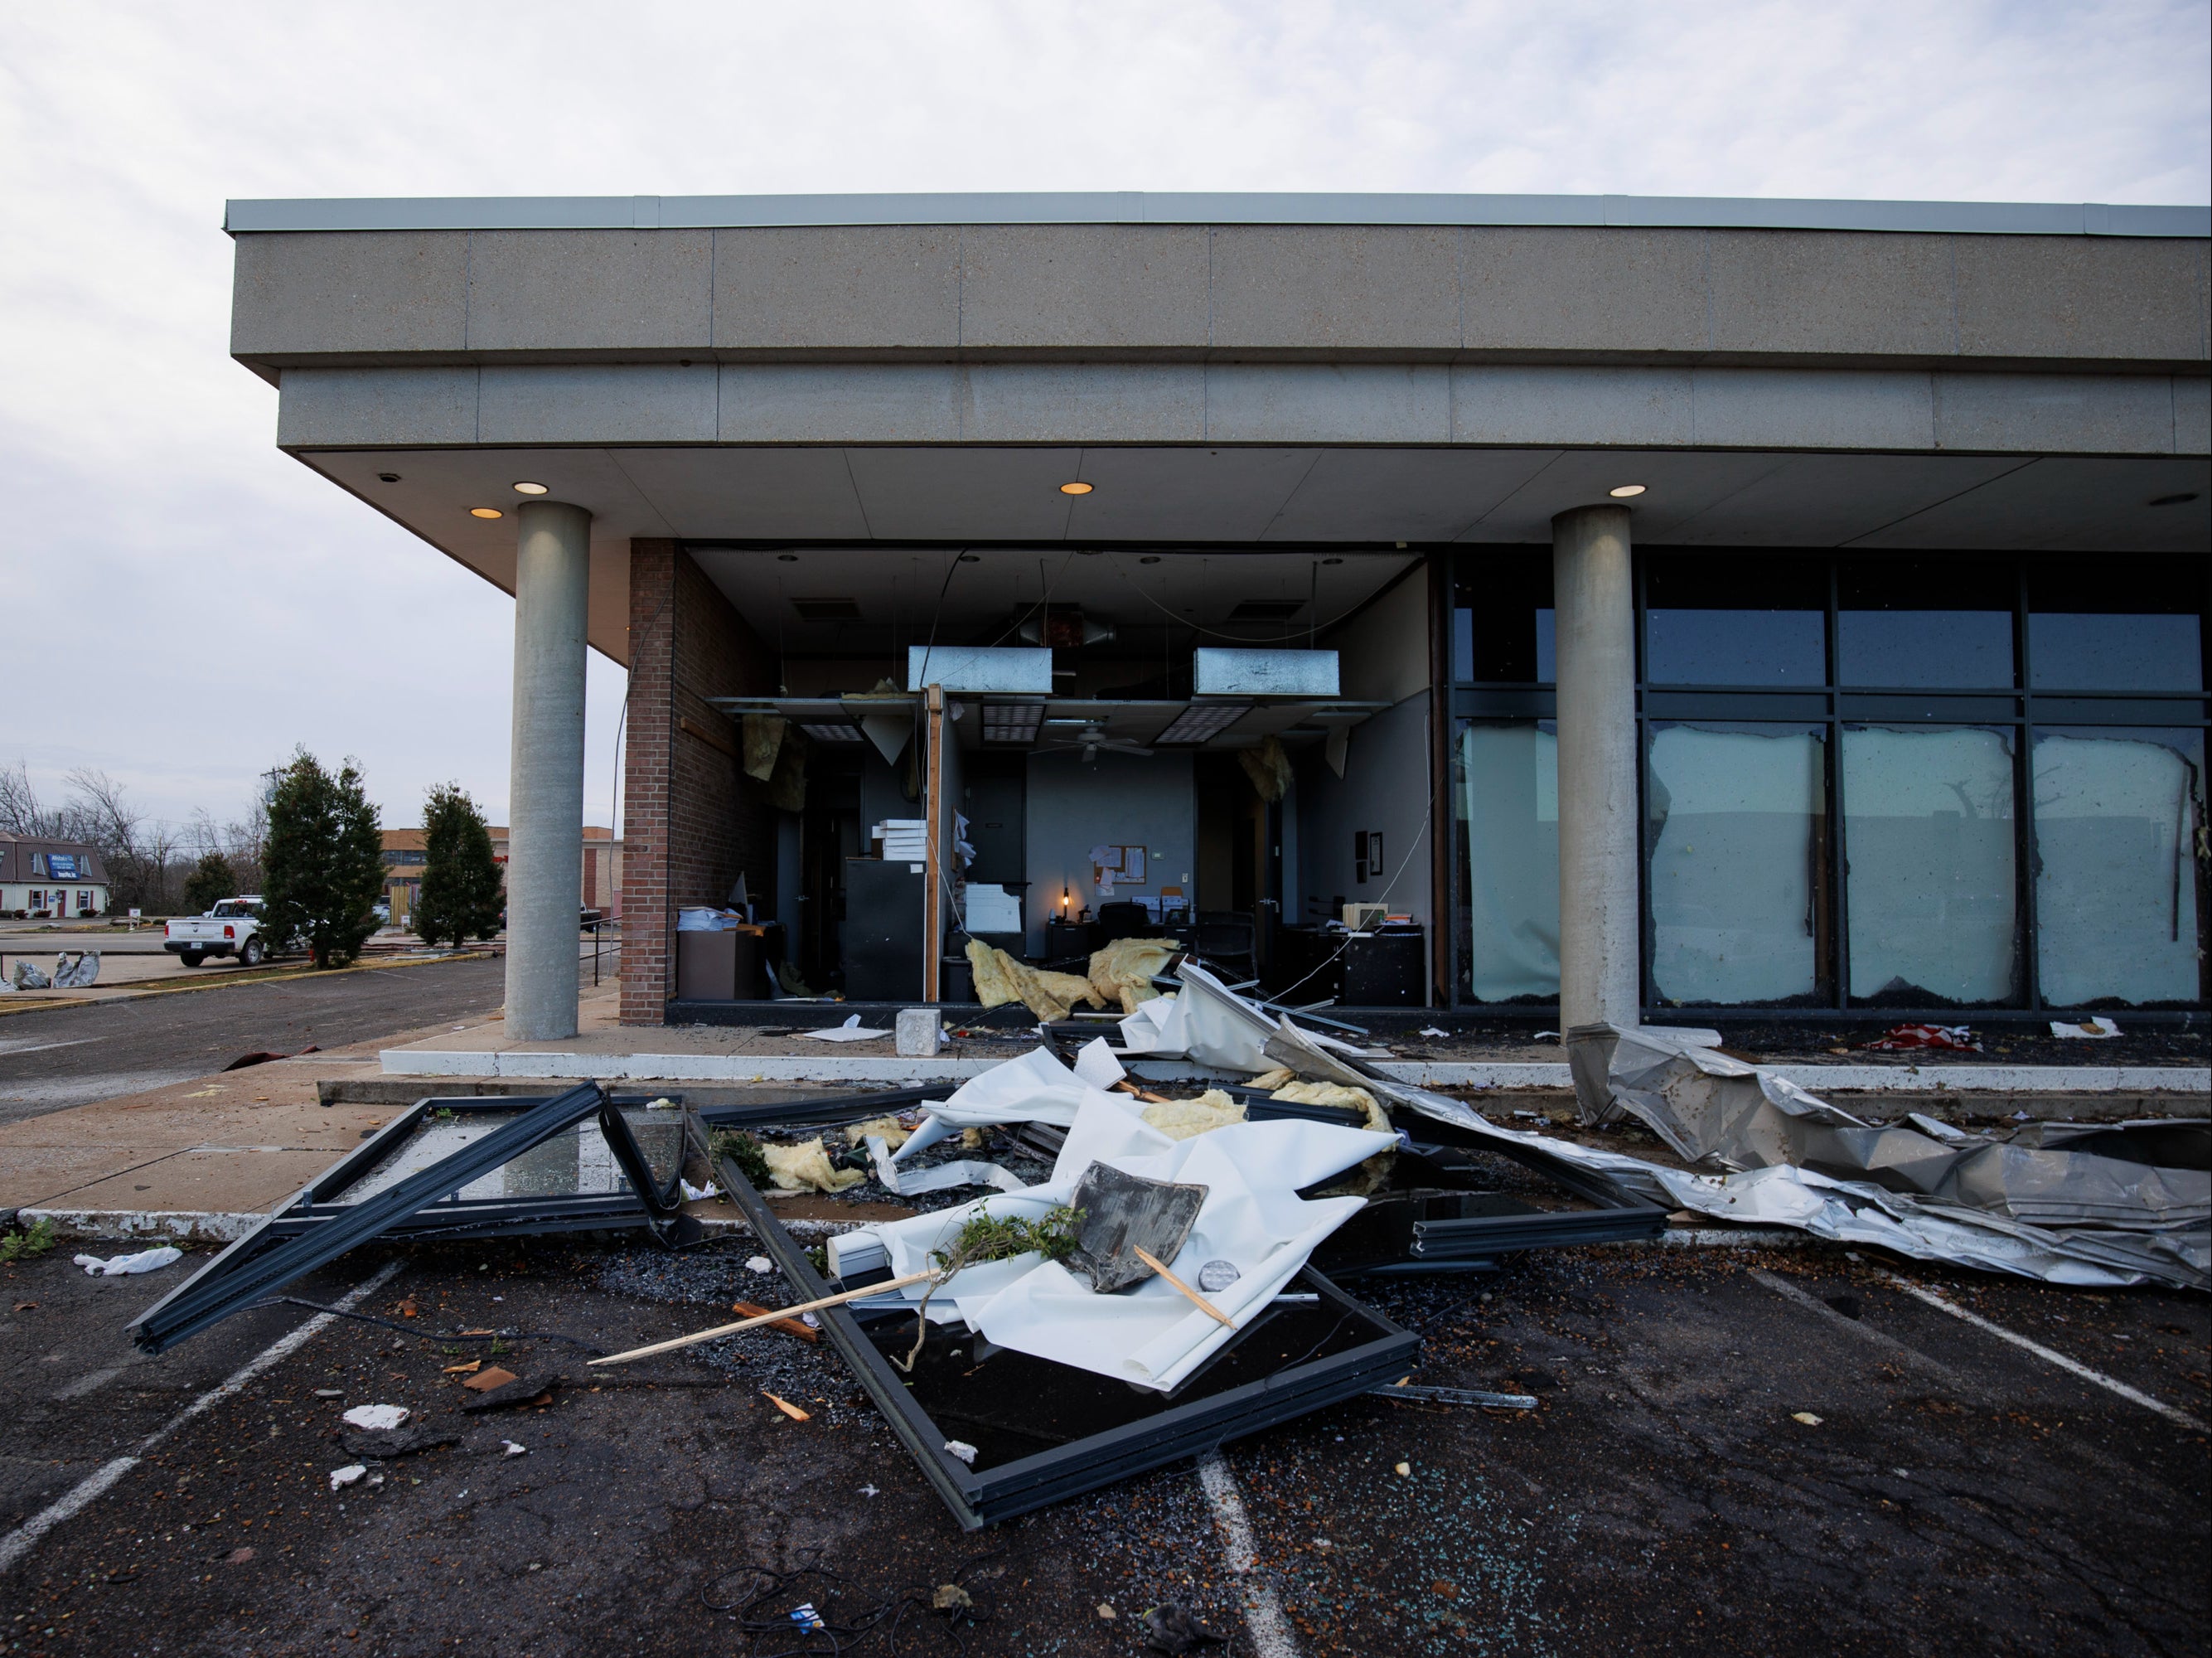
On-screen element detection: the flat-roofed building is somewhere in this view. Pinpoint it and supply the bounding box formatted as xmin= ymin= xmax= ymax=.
xmin=229 ymin=191 xmax=2210 ymax=1035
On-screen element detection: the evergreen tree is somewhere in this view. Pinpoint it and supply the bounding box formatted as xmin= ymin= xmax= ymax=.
xmin=415 ymin=783 xmax=504 ymax=947
xmin=182 ymin=851 xmax=237 ymax=914
xmin=260 ymin=749 xmax=385 ymax=968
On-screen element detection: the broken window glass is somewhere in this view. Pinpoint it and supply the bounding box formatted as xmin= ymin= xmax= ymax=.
xmin=1643 ymin=555 xmax=1826 ymax=687
xmin=1455 ymin=722 xmax=1559 ymax=1001
xmin=2033 ymin=727 xmax=2205 ymax=1006
xmin=1843 ymin=726 xmax=2018 ymax=1005
xmin=1837 ymin=561 xmax=2016 ymax=688
xmin=1647 ymin=724 xmax=1829 ymax=1005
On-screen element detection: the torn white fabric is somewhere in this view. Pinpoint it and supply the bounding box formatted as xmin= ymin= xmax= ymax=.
xmin=806 ymin=1014 xmax=892 ymax=1041
xmin=866 ymin=1134 xmax=1027 ymax=1197
xmin=1072 ymin=1038 xmax=1126 ymax=1091
xmin=74 ymin=1247 xmax=183 ymax=1276
xmin=848 ymin=1097 xmax=1391 ymax=1391
xmin=888 ymin=1045 xmax=1124 ymax=1176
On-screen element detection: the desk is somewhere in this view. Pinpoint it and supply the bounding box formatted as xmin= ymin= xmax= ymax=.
xmin=676 ymin=923 xmax=786 ymax=1001
xmin=1270 ymin=925 xmax=1425 ymax=1007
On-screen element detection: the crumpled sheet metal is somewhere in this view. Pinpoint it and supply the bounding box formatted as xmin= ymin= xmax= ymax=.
xmin=1537 ymin=1023 xmax=2210 ymax=1291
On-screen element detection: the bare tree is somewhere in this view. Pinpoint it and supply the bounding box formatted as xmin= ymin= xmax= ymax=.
xmin=0 ymin=759 xmax=64 ymax=839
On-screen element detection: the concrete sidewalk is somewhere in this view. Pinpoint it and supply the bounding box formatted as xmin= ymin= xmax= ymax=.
xmin=377 ymin=990 xmax=2210 ymax=1108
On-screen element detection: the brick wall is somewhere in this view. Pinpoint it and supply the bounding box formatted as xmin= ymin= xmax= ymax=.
xmin=619 ymin=541 xmax=776 ymax=1025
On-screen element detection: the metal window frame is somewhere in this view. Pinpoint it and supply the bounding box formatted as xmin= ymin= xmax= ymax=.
xmin=1441 ymin=546 xmax=2210 ymax=1016
xmin=711 ymin=1134 xmax=1418 ymax=1531
xmin=128 ymin=1084 xmax=699 ymax=1355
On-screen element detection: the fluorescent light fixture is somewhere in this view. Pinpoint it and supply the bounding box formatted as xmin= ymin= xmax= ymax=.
xmin=1153 ymin=701 xmax=1251 ymax=745
xmin=468 ymin=507 xmax=504 ymax=519
xmin=1058 ymin=481 xmax=1094 ymax=495
xmin=980 ymin=704 xmax=1045 ymax=744
xmin=798 ymin=722 xmax=863 ymax=743
xmin=511 ymin=481 xmax=549 ymax=495
xmin=1608 ymin=484 xmax=1648 ymax=497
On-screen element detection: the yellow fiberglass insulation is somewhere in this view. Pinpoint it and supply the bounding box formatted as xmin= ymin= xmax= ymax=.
xmin=965 ymin=938 xmax=1105 ymax=1022
xmin=1270 ymin=1079 xmax=1395 ymax=1195
xmin=1140 ymin=1089 xmax=1248 ymax=1141
xmin=843 ymin=1116 xmax=912 ymax=1151
xmin=759 ymin=1136 xmax=867 ymax=1194
xmin=1087 ymin=937 xmax=1181 ymax=1014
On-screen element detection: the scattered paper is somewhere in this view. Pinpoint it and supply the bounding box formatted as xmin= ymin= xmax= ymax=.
xmin=329 ymin=1463 xmax=368 ymax=1491
xmin=680 ymin=1179 xmax=720 ymax=1202
xmin=745 ymin=1256 xmax=773 ymax=1273
xmin=806 ymin=1014 xmax=892 ymax=1042
xmin=74 ymin=1247 xmax=183 ymax=1277
xmin=501 ymin=1439 xmax=529 ymax=1457
xmin=943 ymin=1438 xmax=979 ymax=1465
xmin=1792 ymin=1412 xmax=1823 ymax=1426
xmin=1419 ymin=1026 xmax=1448 ymax=1038
xmin=2050 ymin=1016 xmax=2122 ymax=1039
xmin=341 ymin=1404 xmax=409 ymax=1431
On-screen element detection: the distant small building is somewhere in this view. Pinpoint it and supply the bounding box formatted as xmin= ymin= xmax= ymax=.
xmin=380 ymin=827 xmax=619 ymax=928
xmin=0 ymin=838 xmax=111 ymax=919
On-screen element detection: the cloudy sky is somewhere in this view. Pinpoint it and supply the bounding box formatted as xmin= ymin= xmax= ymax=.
xmin=2 ymin=0 xmax=2205 ymax=833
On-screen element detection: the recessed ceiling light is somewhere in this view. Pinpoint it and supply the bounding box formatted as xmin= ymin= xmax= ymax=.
xmin=469 ymin=507 xmax=504 ymax=519
xmin=1609 ymin=484 xmax=1648 ymax=498
xmin=1140 ymin=555 xmax=1162 ymax=565
xmin=1322 ymin=556 xmax=1343 ymax=565
xmin=377 ymin=472 xmax=401 ymax=482
xmin=512 ymin=482 xmax=549 ymax=495
xmin=2147 ymin=492 xmax=2200 ymax=507
xmin=959 ymin=553 xmax=981 ymax=562
xmin=777 ymin=553 xmax=799 ymax=562
xmin=1059 ymin=481 xmax=1094 ymax=495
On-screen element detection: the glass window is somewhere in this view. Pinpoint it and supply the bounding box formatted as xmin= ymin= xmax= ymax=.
xmin=1648 ymin=723 xmax=1829 ymax=1005
xmin=1843 ymin=726 xmax=2018 ymax=1005
xmin=1837 ymin=561 xmax=2016 ymax=689
xmin=1644 ymin=556 xmax=1826 ymax=686
xmin=2033 ymin=727 xmax=2205 ymax=1006
xmin=2028 ymin=564 xmax=2205 ymax=691
xmin=1456 ymin=722 xmax=1558 ymax=1001
xmin=1453 ymin=559 xmax=1553 ymax=683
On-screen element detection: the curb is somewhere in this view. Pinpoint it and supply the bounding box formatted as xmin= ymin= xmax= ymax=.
xmin=0 ymin=948 xmax=497 ymax=1014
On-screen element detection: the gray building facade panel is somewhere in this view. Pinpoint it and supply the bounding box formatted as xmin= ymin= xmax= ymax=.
xmin=275 ymin=366 xmax=480 ymax=448
xmin=1207 ymin=225 xmax=1463 ymax=350
xmin=476 ymin=363 xmax=718 ymax=444
xmin=712 ymin=225 xmax=962 ymax=351
xmin=463 ymin=229 xmax=714 ymax=352
xmin=956 ymin=224 xmax=1212 ymax=348
xmin=1459 ymin=226 xmax=1711 ymax=355
xmin=233 ymin=230 xmax=471 ymax=358
xmin=1951 ymin=235 xmax=2210 ymax=362
xmin=1701 ymin=229 xmax=1959 ymax=356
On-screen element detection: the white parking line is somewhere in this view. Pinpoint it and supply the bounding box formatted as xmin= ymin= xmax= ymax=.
xmin=1750 ymin=1269 xmax=1965 ymax=1383
xmin=0 ymin=1258 xmax=405 ymax=1573
xmin=1888 ymin=1277 xmax=2208 ymax=1433
xmin=1195 ymin=1452 xmax=1301 ymax=1658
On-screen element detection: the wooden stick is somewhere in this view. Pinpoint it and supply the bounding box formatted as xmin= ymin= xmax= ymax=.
xmin=1132 ymin=1247 xmax=1237 ymax=1328
xmin=588 ymin=1271 xmax=937 ymax=1367
xmin=1111 ymin=1079 xmax=1175 ymax=1105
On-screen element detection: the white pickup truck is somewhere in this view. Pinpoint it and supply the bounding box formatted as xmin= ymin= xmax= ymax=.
xmin=164 ymin=897 xmax=270 ymax=967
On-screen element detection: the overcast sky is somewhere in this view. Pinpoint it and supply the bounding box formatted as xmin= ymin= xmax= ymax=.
xmin=2 ymin=0 xmax=2205 ymax=835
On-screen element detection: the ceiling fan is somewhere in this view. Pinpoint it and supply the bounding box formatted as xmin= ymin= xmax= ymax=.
xmin=1038 ymin=719 xmax=1154 ymax=762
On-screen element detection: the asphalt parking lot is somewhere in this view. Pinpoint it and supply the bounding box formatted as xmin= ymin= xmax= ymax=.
xmin=3 ymin=1235 xmax=2205 ymax=1657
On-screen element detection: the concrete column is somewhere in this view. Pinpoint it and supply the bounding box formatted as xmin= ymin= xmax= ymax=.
xmin=1551 ymin=504 xmax=1640 ymax=1030
xmin=506 ymin=500 xmax=593 ymax=1040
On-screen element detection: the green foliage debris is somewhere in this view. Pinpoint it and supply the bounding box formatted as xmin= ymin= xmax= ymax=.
xmin=1 ymin=1217 xmax=57 ymax=1263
